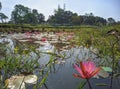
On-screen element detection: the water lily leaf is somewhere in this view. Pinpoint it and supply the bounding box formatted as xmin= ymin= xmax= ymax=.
xmin=98 ymin=70 xmax=109 ymax=78
xmin=5 ymin=74 xmax=38 ymax=89
xmin=24 ymin=75 xmax=37 ymax=84
xmin=5 ymin=76 xmax=25 ymax=89
xmin=102 ymin=67 xmax=112 ymax=72
xmin=96 ymin=83 xmax=109 ymax=86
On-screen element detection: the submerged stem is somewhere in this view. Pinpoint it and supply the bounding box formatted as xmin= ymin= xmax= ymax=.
xmin=86 ymin=79 xmax=92 ymax=89
xmin=110 ymin=43 xmax=115 ymax=89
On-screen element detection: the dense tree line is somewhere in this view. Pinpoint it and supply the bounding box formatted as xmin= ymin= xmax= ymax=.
xmin=47 ymin=8 xmax=107 ymax=26
xmin=47 ymin=7 xmax=73 ymax=25
xmin=0 ymin=2 xmax=119 ymax=26
xmin=0 ymin=2 xmax=8 ymax=23
xmin=10 ymin=4 xmax=45 ymax=24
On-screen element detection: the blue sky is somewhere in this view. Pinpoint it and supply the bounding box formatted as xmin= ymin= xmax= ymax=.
xmin=1 ymin=0 xmax=120 ymax=21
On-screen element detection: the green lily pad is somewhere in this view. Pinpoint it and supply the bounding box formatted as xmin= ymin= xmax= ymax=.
xmin=5 ymin=74 xmax=37 ymax=89
xmin=24 ymin=75 xmax=38 ymax=84
xmin=5 ymin=76 xmax=25 ymax=89
xmin=102 ymin=67 xmax=112 ymax=72
xmin=98 ymin=70 xmax=109 ymax=78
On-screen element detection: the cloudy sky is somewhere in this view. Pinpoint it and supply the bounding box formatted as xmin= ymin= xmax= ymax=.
xmin=1 ymin=0 xmax=120 ymax=21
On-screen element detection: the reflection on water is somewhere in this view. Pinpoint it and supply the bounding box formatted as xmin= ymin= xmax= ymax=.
xmin=37 ymin=41 xmax=55 ymax=53
xmin=0 ymin=34 xmax=120 ymax=89
xmin=39 ymin=47 xmax=120 ymax=89
xmin=46 ymin=60 xmax=119 ymax=89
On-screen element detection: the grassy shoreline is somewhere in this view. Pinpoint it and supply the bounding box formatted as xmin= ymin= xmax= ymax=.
xmin=0 ymin=23 xmax=102 ymax=32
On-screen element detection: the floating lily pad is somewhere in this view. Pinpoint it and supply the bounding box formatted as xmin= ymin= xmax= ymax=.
xmin=5 ymin=74 xmax=37 ymax=89
xmin=102 ymin=67 xmax=112 ymax=72
xmin=24 ymin=75 xmax=38 ymax=84
xmin=5 ymin=76 xmax=25 ymax=89
xmin=98 ymin=69 xmax=109 ymax=78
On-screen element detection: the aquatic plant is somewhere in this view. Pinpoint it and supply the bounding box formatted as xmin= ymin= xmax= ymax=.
xmin=73 ymin=61 xmax=101 ymax=89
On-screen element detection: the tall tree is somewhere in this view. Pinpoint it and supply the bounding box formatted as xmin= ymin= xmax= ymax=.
xmin=71 ymin=13 xmax=81 ymax=25
xmin=38 ymin=13 xmax=45 ymax=24
xmin=48 ymin=6 xmax=73 ymax=25
xmin=11 ymin=4 xmax=45 ymax=24
xmin=32 ymin=9 xmax=39 ymax=24
xmin=107 ymin=17 xmax=116 ymax=24
xmin=11 ymin=4 xmax=31 ymax=24
xmin=0 ymin=13 xmax=8 ymax=23
xmin=0 ymin=2 xmax=2 ymax=11
xmin=0 ymin=2 xmax=8 ymax=23
xmin=24 ymin=13 xmax=35 ymax=24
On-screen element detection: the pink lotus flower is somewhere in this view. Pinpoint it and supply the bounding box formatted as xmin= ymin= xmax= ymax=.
xmin=41 ymin=37 xmax=47 ymax=42
xmin=73 ymin=61 xmax=101 ymax=79
xmin=66 ymin=35 xmax=73 ymax=40
xmin=25 ymin=32 xmax=32 ymax=38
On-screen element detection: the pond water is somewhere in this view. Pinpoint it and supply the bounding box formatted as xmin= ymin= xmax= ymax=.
xmin=44 ymin=48 xmax=119 ymax=89
xmin=0 ymin=33 xmax=120 ymax=89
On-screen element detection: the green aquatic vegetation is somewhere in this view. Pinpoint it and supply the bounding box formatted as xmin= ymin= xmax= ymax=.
xmin=72 ymin=26 xmax=120 ymax=89
xmin=0 ymin=24 xmax=120 ymax=89
xmin=0 ymin=41 xmax=58 ymax=89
